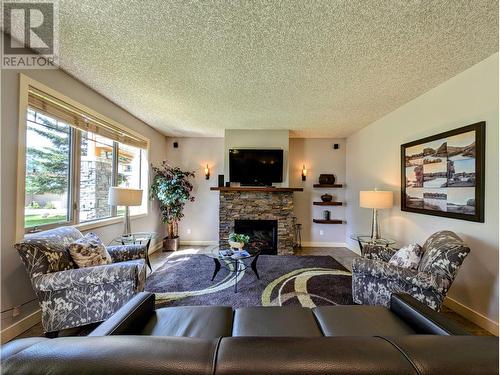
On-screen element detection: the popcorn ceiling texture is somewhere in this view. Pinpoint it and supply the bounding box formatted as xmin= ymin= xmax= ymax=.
xmin=58 ymin=0 xmax=498 ymax=137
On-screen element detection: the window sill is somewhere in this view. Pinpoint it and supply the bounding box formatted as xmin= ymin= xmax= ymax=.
xmin=74 ymin=213 xmax=148 ymax=232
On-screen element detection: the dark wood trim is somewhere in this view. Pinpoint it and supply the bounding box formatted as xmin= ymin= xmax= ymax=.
xmin=313 ymin=201 xmax=342 ymax=206
xmin=210 ymin=187 xmax=303 ymax=192
xmin=313 ymin=184 xmax=343 ymax=188
xmin=313 ymin=219 xmax=344 ymax=224
xmin=401 ymin=122 xmax=485 ymax=223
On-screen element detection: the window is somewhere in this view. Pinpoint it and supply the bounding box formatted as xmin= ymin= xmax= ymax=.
xmin=21 ymin=81 xmax=149 ymax=233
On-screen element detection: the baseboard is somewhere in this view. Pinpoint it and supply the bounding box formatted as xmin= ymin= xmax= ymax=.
xmin=179 ymin=240 xmax=218 ymax=246
xmin=444 ymin=297 xmax=499 ymax=336
xmin=301 ymin=242 xmax=349 ymax=248
xmin=1 ymin=309 xmax=42 ymax=344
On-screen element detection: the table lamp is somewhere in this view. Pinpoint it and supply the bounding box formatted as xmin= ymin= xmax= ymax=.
xmin=359 ymin=190 xmax=393 ymax=240
xmin=108 ymin=187 xmax=143 ymax=237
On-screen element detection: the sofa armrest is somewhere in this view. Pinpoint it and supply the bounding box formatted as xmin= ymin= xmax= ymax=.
xmin=362 ymin=244 xmax=396 ymax=262
xmin=89 ymin=292 xmax=155 ymax=336
xmin=107 ymin=244 xmax=146 ymax=263
xmin=390 ymin=294 xmax=470 ymax=335
xmin=352 ymin=258 xmax=448 ymax=292
xmin=32 ymin=262 xmax=142 ymax=292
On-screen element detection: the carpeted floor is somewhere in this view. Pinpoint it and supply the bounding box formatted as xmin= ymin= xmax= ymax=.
xmin=145 ymin=253 xmax=353 ymax=308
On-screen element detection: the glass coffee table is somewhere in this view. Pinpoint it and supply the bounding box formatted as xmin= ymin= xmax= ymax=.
xmin=205 ymin=245 xmax=261 ymax=293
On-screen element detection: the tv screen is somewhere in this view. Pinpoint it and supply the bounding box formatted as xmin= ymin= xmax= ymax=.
xmin=229 ymin=149 xmax=283 ymax=185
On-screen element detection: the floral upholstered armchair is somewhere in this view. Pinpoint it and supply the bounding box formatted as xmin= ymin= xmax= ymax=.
xmin=15 ymin=226 xmax=147 ymax=335
xmin=352 ymin=231 xmax=470 ymax=311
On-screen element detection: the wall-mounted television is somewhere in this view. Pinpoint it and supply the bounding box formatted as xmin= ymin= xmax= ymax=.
xmin=229 ymin=149 xmax=283 ymax=186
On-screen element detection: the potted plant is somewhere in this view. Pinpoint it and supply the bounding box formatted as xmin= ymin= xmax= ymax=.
xmin=228 ymin=232 xmax=250 ymax=250
xmin=150 ymin=162 xmax=195 ymax=251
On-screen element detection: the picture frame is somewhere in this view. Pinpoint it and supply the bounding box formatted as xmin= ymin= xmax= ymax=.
xmin=401 ymin=122 xmax=485 ymax=222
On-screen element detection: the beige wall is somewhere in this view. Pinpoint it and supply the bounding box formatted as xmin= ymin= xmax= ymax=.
xmin=1 ymin=69 xmax=168 ymax=332
xmin=165 ymin=137 xmax=224 ymax=243
xmin=224 ymin=129 xmax=290 ymax=186
xmin=289 ymin=138 xmax=346 ymax=246
xmin=345 ymin=53 xmax=499 ymax=332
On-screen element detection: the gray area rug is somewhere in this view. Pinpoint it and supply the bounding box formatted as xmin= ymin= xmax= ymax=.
xmin=145 ymin=253 xmax=353 ymax=308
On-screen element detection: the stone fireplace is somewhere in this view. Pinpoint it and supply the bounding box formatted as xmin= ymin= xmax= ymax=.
xmin=234 ymin=219 xmax=278 ymax=255
xmin=216 ymin=188 xmax=298 ymax=255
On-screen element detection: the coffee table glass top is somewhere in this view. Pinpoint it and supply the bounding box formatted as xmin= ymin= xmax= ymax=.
xmin=205 ymin=244 xmax=260 ymax=260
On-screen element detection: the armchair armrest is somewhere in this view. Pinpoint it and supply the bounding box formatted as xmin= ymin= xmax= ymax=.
xmin=352 ymin=258 xmax=449 ymax=292
xmin=362 ymin=244 xmax=396 ymax=262
xmin=107 ymin=244 xmax=146 ymax=263
xmin=32 ymin=262 xmax=142 ymax=292
xmin=89 ymin=292 xmax=155 ymax=336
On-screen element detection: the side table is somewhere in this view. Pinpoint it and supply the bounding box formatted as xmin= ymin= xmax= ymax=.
xmin=109 ymin=232 xmax=156 ymax=270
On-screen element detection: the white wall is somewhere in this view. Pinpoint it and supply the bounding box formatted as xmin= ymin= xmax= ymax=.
xmin=165 ymin=137 xmax=224 ymax=243
xmin=289 ymin=138 xmax=346 ymax=246
xmin=346 ymin=53 xmax=499 ymax=332
xmin=1 ymin=68 xmax=168 ymax=336
xmin=224 ymin=129 xmax=290 ymax=186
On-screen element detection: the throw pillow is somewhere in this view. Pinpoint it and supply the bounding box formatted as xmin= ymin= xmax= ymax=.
xmin=68 ymin=233 xmax=112 ymax=268
xmin=388 ymin=243 xmax=423 ymax=270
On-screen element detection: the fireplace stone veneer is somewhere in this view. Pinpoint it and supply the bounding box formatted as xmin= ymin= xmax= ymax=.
xmin=218 ymin=191 xmax=295 ymax=255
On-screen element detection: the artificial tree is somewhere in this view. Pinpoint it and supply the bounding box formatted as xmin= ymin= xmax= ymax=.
xmin=150 ymin=162 xmax=195 ymax=251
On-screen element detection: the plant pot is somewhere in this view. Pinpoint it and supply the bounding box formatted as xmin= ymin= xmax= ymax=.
xmin=163 ymin=236 xmax=180 ymax=252
xmin=229 ymin=241 xmax=245 ymax=250
xmin=321 ymin=193 xmax=333 ymax=202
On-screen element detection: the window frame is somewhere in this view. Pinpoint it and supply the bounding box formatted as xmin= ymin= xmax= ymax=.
xmin=17 ymin=74 xmax=150 ymax=241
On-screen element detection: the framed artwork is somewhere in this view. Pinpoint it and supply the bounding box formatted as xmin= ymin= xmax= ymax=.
xmin=401 ymin=122 xmax=485 ymax=222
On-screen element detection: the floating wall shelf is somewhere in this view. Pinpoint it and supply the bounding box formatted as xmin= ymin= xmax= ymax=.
xmin=313 ymin=219 xmax=344 ymax=224
xmin=313 ymin=201 xmax=342 ymax=206
xmin=313 ymin=184 xmax=343 ymax=188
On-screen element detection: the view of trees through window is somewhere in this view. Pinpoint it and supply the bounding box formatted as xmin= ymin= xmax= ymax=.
xmin=24 ymin=108 xmax=147 ymax=231
xmin=25 ymin=110 xmax=71 ymax=229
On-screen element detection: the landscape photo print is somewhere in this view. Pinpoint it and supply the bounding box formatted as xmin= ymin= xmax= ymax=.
xmin=401 ymin=122 xmax=485 ymax=222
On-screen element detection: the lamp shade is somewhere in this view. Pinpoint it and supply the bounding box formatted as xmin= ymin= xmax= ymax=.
xmin=108 ymin=187 xmax=143 ymax=206
xmin=359 ymin=190 xmax=393 ymax=209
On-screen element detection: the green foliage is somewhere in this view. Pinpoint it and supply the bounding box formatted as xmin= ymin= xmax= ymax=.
xmin=44 ymin=202 xmax=56 ymax=209
xmin=229 ymin=232 xmax=250 ymax=244
xmin=25 ymin=114 xmax=70 ymax=195
xmin=28 ymin=201 xmax=40 ymax=209
xmin=150 ymin=162 xmax=195 ymax=228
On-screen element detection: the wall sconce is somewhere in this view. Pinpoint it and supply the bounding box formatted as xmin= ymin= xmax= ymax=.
xmin=301 ymin=164 xmax=307 ymax=181
xmin=205 ymin=164 xmax=210 ymax=180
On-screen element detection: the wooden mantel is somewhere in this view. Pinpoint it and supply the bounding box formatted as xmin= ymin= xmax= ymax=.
xmin=210 ymin=186 xmax=303 ymax=192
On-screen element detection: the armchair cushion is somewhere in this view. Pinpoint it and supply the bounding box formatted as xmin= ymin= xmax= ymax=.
xmin=418 ymin=231 xmax=470 ymax=284
xmin=388 ymin=243 xmax=423 ymax=270
xmin=69 ymin=233 xmax=112 ymax=268
xmin=107 ymin=244 xmax=147 ymax=263
xmin=32 ymin=260 xmax=144 ymax=292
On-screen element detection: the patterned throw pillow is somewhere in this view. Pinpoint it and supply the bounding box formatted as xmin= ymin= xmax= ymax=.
xmin=388 ymin=243 xmax=423 ymax=270
xmin=68 ymin=233 xmax=112 ymax=268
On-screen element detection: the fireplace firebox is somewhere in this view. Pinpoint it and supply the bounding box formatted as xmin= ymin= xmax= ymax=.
xmin=234 ymin=219 xmax=278 ymax=255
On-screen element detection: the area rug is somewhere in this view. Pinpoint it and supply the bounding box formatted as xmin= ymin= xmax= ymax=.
xmin=145 ymin=252 xmax=353 ymax=308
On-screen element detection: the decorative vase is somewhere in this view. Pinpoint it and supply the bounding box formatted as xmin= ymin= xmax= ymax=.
xmin=319 ymin=174 xmax=336 ymax=185
xmin=323 ymin=210 xmax=331 ymax=220
xmin=321 ymin=193 xmax=333 ymax=202
xmin=229 ymin=241 xmax=245 ymax=250
xmin=163 ymin=237 xmax=180 ymax=252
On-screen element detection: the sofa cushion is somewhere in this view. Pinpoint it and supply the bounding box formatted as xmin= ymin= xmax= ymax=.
xmin=140 ymin=306 xmax=233 ymax=338
xmin=69 ymin=233 xmax=112 ymax=268
xmin=232 ymin=307 xmax=322 ymax=337
xmin=313 ymin=305 xmax=415 ymax=336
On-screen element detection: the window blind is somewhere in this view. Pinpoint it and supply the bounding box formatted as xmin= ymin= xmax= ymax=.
xmin=27 ymin=86 xmax=148 ymax=149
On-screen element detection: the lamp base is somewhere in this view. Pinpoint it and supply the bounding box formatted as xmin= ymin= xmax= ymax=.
xmin=370 ymin=208 xmax=381 ymax=240
xmin=123 ymin=206 xmax=132 ymax=237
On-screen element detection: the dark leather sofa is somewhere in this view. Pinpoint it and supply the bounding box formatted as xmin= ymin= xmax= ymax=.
xmin=2 ymin=293 xmax=498 ymax=374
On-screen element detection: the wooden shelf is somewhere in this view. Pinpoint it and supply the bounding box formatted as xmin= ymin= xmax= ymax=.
xmin=313 ymin=201 xmax=342 ymax=206
xmin=210 ymin=187 xmax=303 ymax=192
xmin=313 ymin=184 xmax=343 ymax=188
xmin=313 ymin=219 xmax=344 ymax=224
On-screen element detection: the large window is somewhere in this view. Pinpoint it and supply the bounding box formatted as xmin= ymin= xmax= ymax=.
xmin=22 ymin=86 xmax=149 ymax=233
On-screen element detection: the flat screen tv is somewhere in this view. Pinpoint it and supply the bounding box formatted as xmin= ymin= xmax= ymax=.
xmin=229 ymin=149 xmax=283 ymax=185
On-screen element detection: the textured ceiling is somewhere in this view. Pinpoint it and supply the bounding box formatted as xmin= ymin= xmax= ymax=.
xmin=58 ymin=0 xmax=498 ymax=137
